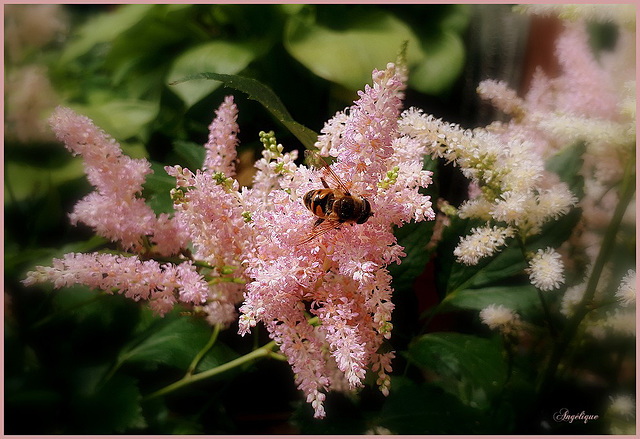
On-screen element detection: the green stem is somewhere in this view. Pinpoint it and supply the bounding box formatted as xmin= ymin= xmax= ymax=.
xmin=143 ymin=340 xmax=280 ymax=401
xmin=4 ymin=163 xmax=20 ymax=208
xmin=186 ymin=324 xmax=221 ymax=375
xmin=208 ymin=276 xmax=245 ymax=285
xmin=536 ymin=288 xmax=557 ymax=338
xmin=537 ymin=157 xmax=635 ymax=394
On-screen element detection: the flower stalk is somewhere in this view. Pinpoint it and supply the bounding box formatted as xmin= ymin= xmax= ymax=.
xmin=143 ymin=339 xmax=281 ymax=401
xmin=537 ymin=154 xmax=635 ymax=394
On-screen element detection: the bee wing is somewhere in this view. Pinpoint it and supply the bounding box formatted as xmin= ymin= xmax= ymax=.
xmin=297 ymin=219 xmax=342 ymax=245
xmin=304 ymin=150 xmax=351 ymax=195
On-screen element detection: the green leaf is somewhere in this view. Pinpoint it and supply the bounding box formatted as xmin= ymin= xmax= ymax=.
xmin=117 ymin=312 xmax=237 ymax=371
xmin=441 ymin=285 xmax=540 ymax=314
xmin=439 ymin=4 xmax=472 ymax=34
xmin=173 ymin=140 xmax=206 ymax=170
xmin=194 ymin=342 xmax=242 ymax=373
xmin=545 ymin=141 xmax=586 ymax=200
xmin=409 ymin=31 xmax=466 ymax=95
xmin=450 ymin=244 xmax=527 ymax=292
xmin=60 ymin=4 xmax=155 ymax=64
xmin=389 ymin=156 xmax=438 ymax=289
xmin=406 ymin=333 xmax=507 ymax=409
xmin=47 ymin=286 xmax=139 ymax=334
xmin=4 ymin=159 xmax=85 ymax=204
xmin=69 ymin=100 xmax=159 ymax=142
xmin=172 ymin=72 xmax=319 ymax=150
xmin=390 ymin=221 xmax=434 ymax=292
xmin=167 ymin=41 xmax=260 ymax=107
xmin=145 ymin=162 xmax=177 ymax=215
xmin=70 ymin=368 xmax=145 ymax=433
xmin=435 ymin=216 xmax=527 ymax=296
xmin=379 ymin=377 xmax=510 ymax=434
xmin=284 ymin=8 xmax=422 ymax=91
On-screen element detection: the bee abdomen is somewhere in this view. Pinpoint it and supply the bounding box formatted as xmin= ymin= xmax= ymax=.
xmin=334 ymin=196 xmax=372 ymax=224
xmin=355 ymin=198 xmax=372 ymax=224
xmin=304 ymin=190 xmax=334 ymax=218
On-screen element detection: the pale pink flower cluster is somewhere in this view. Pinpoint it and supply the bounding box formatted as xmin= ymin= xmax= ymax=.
xmin=615 ymin=269 xmax=636 ymax=307
xmin=23 ymin=252 xmax=208 ymax=316
xmin=5 ymin=4 xmax=68 ymax=63
xmin=27 ymin=100 xmax=251 ymax=326
xmin=203 ymin=95 xmax=239 ymax=176
xmin=476 ymin=80 xmax=524 ymax=119
xmin=26 ymin=61 xmax=435 ymax=417
xmin=160 ymin=97 xmax=251 ymax=326
xmin=49 ymin=106 xmax=187 ymax=256
xmin=606 ymin=393 xmax=636 ymax=434
xmin=453 ymin=225 xmax=514 ymax=266
xmin=238 ymin=62 xmax=434 ymax=418
xmin=398 ymin=108 xmax=577 ymax=267
xmin=607 ymin=394 xmax=636 ymax=419
xmin=479 ymin=304 xmax=521 ymax=334
xmin=516 ymin=4 xmax=636 ymax=29
xmin=525 ymin=247 xmax=565 ymax=292
xmin=561 ymin=263 xmax=636 ymax=343
xmin=474 ymin=13 xmax=636 ymax=272
xmin=560 ymin=264 xmax=612 ymax=318
xmin=6 ymin=65 xmax=59 ymax=143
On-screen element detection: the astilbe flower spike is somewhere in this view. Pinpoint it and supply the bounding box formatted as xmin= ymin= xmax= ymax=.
xmin=26 ymin=62 xmax=435 ymax=417
xmin=238 ymin=61 xmax=435 ymax=418
xmin=480 ymin=304 xmax=521 ymax=334
xmin=23 ymin=253 xmax=208 ymax=316
xmin=471 ymin=15 xmax=635 ymax=272
xmin=526 ymin=247 xmax=565 ymax=292
xmin=48 ymin=106 xmax=187 ymax=256
xmin=26 ymin=99 xmax=251 ymax=326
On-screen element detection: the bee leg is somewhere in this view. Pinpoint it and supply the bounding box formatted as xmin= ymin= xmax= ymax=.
xmin=320 ymin=177 xmax=330 ymax=189
xmin=313 ymin=217 xmax=325 ymax=227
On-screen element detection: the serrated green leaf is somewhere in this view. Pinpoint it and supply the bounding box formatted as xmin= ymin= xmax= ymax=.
xmin=389 ymin=154 xmax=439 ymax=290
xmin=173 ymin=140 xmax=206 ymax=170
xmin=390 ymin=221 xmax=434 ymax=291
xmin=284 ymin=8 xmax=422 ymax=91
xmin=527 ymin=207 xmax=582 ymax=252
xmin=48 ymin=286 xmax=139 ymax=333
xmin=71 ymin=369 xmax=145 ymax=433
xmin=545 ymin=141 xmax=586 ymax=200
xmin=450 ymin=245 xmax=527 ymax=292
xmin=117 ymin=314 xmax=235 ymax=371
xmin=379 ymin=377 xmax=507 ymax=434
xmin=441 ymin=285 xmax=540 ymax=314
xmin=167 ymin=41 xmax=259 ymax=107
xmin=436 ymin=216 xmax=527 ymax=295
xmin=172 ymin=72 xmax=319 ymax=150
xmin=409 ymin=31 xmax=466 ymax=95
xmin=145 ymin=162 xmax=177 ymax=214
xmin=406 ymin=333 xmax=506 ymax=409
xmin=195 ymin=343 xmax=248 ymax=374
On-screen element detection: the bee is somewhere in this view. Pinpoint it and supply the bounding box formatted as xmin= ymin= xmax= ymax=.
xmin=299 ymin=151 xmax=372 ymax=244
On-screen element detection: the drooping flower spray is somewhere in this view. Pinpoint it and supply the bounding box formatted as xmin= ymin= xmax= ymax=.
xmin=24 ymin=58 xmax=436 ymax=417
xmin=237 ymin=61 xmax=435 ymax=418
